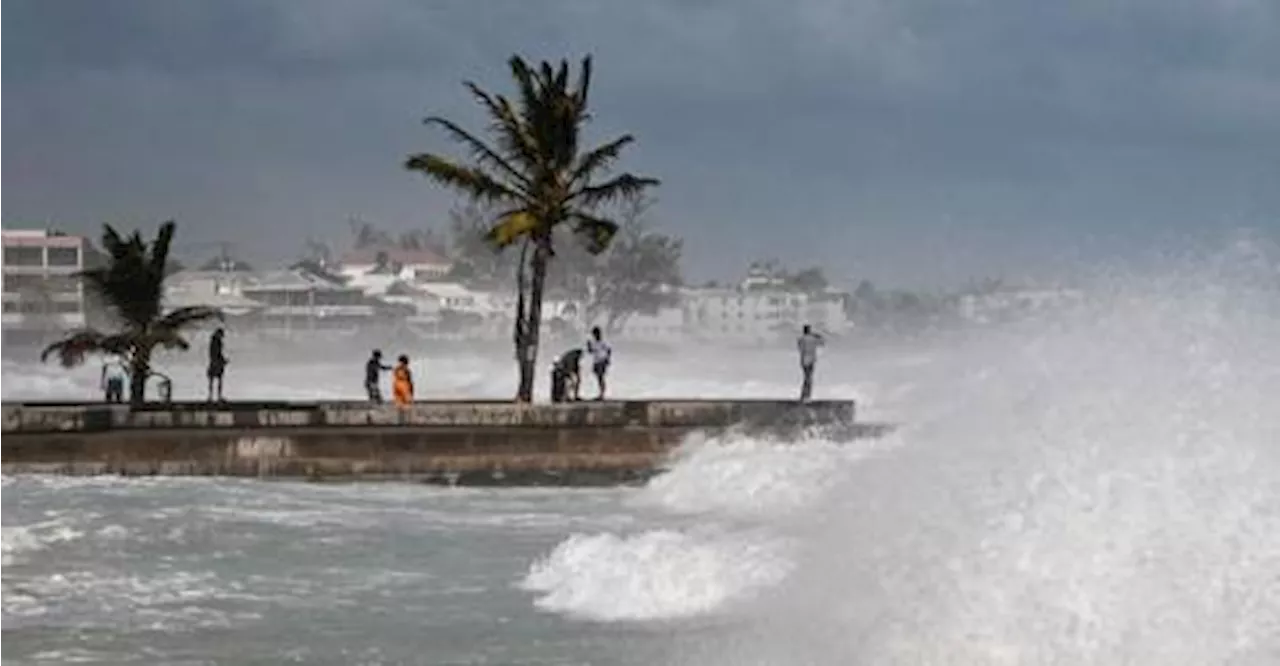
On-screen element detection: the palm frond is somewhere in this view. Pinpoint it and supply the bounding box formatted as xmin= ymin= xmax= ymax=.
xmin=569 ymin=212 xmax=620 ymax=255
xmin=150 ymin=328 xmax=193 ymax=352
xmin=81 ymin=221 xmax=173 ymax=327
xmin=99 ymin=224 xmax=131 ymax=258
xmin=571 ymin=173 xmax=661 ymax=208
xmin=76 ymin=266 xmax=110 ymax=296
xmin=150 ymin=220 xmax=176 ymax=278
xmin=157 ymin=306 xmax=223 ymax=331
xmin=40 ymin=330 xmax=130 ymax=368
xmin=571 ymin=135 xmax=635 ymax=184
xmin=424 ymin=116 xmax=531 ymax=193
xmin=464 ymin=83 xmax=540 ymax=170
xmin=485 ymin=211 xmax=540 ymax=250
xmin=509 ymin=56 xmax=541 ymax=125
xmin=575 ymin=55 xmax=592 ymax=108
xmin=404 ymin=153 xmax=524 ymax=203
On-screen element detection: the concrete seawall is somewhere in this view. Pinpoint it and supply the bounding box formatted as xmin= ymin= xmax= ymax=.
xmin=1 ymin=400 xmax=890 ymax=486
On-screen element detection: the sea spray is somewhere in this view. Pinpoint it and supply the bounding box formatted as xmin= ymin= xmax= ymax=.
xmin=518 ymin=424 xmax=909 ymax=624
xmin=520 ymin=528 xmax=793 ymax=622
xmin=632 ymin=430 xmax=897 ymax=519
xmin=667 ymin=245 xmax=1280 ymax=665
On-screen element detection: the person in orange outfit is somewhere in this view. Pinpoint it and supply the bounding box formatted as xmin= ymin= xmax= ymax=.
xmin=392 ymin=354 xmax=414 ymax=407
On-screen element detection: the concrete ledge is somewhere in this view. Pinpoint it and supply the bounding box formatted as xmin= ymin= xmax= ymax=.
xmin=0 ymin=399 xmax=888 ymax=486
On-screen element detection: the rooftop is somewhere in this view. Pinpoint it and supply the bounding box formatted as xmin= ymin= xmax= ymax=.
xmin=340 ymin=247 xmax=450 ymax=268
xmin=2 ymin=229 xmax=88 ymax=246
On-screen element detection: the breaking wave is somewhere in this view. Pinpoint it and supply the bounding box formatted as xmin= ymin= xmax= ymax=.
xmin=525 ymin=240 xmax=1280 ymax=664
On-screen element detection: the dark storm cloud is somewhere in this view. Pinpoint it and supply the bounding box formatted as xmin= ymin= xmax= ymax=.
xmin=4 ymin=0 xmax=1278 ymax=285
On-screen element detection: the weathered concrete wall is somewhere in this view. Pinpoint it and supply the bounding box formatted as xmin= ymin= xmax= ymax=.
xmin=2 ymin=399 xmax=856 ymax=434
xmin=0 ymin=400 xmax=883 ymax=486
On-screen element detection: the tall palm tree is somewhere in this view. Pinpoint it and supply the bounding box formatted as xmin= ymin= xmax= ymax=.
xmin=41 ymin=221 xmax=222 ymax=404
xmin=405 ymin=55 xmax=659 ymax=401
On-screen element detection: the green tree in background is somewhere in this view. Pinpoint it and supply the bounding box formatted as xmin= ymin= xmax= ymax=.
xmin=445 ymin=202 xmax=515 ymax=287
xmin=584 ymin=196 xmax=683 ymax=333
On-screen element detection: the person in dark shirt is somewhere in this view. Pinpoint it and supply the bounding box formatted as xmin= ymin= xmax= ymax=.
xmin=550 ymin=348 xmax=583 ymax=403
xmin=207 ymin=328 xmax=228 ymax=402
xmin=365 ymin=349 xmax=391 ymax=403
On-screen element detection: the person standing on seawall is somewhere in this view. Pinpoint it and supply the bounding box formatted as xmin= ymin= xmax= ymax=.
xmin=101 ymin=355 xmax=128 ymax=403
xmin=365 ymin=349 xmax=391 ymax=403
xmin=207 ymin=328 xmax=228 ymax=402
xmin=585 ymin=326 xmax=612 ymax=401
xmin=392 ymin=355 xmax=415 ymax=407
xmin=797 ymin=324 xmax=824 ymax=402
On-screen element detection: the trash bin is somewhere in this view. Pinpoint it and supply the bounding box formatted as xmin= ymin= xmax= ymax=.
xmin=550 ymin=366 xmax=567 ymax=403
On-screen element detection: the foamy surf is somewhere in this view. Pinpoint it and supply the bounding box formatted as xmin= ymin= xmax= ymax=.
xmin=2 ymin=519 xmax=86 ymax=566
xmin=665 ymin=246 xmax=1280 ymax=665
xmin=520 ymin=528 xmax=792 ymax=622
xmin=632 ymin=430 xmax=897 ymax=520
xmin=519 ymin=424 xmax=902 ymax=622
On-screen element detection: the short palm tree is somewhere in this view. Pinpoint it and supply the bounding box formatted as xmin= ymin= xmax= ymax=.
xmin=405 ymin=55 xmax=659 ymax=401
xmin=40 ymin=221 xmax=222 ymax=403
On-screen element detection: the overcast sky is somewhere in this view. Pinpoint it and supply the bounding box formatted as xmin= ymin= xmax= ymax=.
xmin=4 ymin=0 xmax=1278 ymax=287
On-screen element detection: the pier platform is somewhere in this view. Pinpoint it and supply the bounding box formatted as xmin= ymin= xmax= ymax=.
xmin=0 ymin=400 xmax=891 ymax=486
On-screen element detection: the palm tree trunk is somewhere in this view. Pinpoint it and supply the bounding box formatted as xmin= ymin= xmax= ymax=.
xmin=512 ymin=239 xmax=530 ymax=365
xmin=516 ymin=243 xmax=549 ymax=402
xmin=128 ymin=348 xmax=151 ymax=404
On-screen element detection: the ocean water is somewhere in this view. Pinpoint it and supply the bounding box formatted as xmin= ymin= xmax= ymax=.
xmin=4 ymin=244 xmax=1280 ymax=664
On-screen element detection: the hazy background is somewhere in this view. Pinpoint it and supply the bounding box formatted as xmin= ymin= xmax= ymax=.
xmin=4 ymin=0 xmax=1277 ymax=287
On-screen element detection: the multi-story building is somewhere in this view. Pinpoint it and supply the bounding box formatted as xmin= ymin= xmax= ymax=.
xmin=2 ymin=229 xmax=93 ymax=336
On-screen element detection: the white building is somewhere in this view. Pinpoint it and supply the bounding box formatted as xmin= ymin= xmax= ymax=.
xmin=2 ymin=229 xmax=92 ymax=333
xmin=338 ymin=248 xmax=452 ymax=282
xmin=400 ymin=282 xmax=586 ymax=340
xmin=607 ymin=306 xmax=686 ymax=342
xmin=164 ymin=270 xmax=265 ymax=316
xmin=681 ymin=288 xmax=816 ymax=343
xmin=165 ymin=265 xmax=389 ymax=331
xmin=800 ymin=292 xmax=851 ymax=334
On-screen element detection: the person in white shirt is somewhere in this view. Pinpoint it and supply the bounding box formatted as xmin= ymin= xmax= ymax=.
xmin=585 ymin=326 xmax=613 ymax=401
xmin=797 ymin=324 xmax=825 ymax=402
xmin=101 ymin=356 xmax=128 ymax=404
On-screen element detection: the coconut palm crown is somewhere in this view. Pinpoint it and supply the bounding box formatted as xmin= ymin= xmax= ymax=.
xmin=405 ymin=54 xmax=659 ymax=401
xmin=40 ymin=221 xmax=222 ymax=403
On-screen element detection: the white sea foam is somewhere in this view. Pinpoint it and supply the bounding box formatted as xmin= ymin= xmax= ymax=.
xmin=520 ymin=528 xmax=792 ymax=622
xmin=2 ymin=519 xmax=86 ymax=566
xmin=633 ymin=430 xmax=896 ymax=520
xmin=662 ymin=244 xmax=1280 ymax=665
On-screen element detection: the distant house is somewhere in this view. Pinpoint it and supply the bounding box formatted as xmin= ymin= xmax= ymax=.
xmin=337 ymin=248 xmax=452 ymax=282
xmin=240 ymin=268 xmax=382 ymax=327
xmin=164 ymin=270 xmax=265 ymax=317
xmin=196 ymin=256 xmax=254 ymax=272
xmin=165 ymin=263 xmax=397 ymax=332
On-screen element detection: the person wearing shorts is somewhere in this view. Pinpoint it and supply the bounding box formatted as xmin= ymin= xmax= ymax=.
xmin=585 ymin=326 xmax=612 ymax=401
